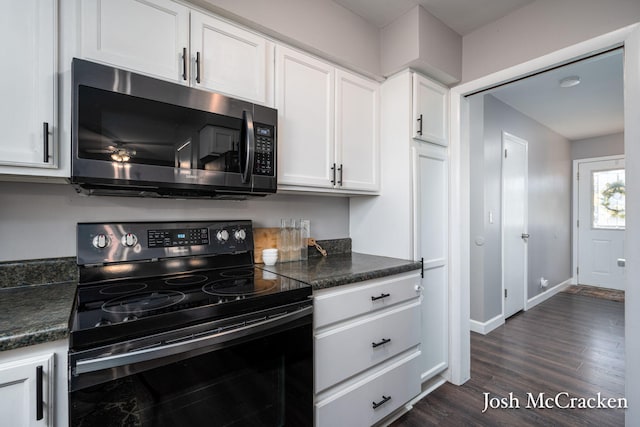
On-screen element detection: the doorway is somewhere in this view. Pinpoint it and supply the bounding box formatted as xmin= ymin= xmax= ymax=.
xmin=502 ymin=132 xmax=528 ymax=318
xmin=448 ymin=24 xmax=640 ymax=419
xmin=575 ymin=156 xmax=626 ymax=290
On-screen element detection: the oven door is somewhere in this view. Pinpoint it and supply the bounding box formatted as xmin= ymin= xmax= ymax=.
xmin=69 ymin=304 xmax=312 ymax=427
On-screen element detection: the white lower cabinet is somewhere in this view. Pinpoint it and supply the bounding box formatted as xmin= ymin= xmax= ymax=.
xmin=0 ymin=339 xmax=70 ymax=427
xmin=314 ymin=271 xmax=422 ymax=426
xmin=315 ymin=351 xmax=421 ymax=427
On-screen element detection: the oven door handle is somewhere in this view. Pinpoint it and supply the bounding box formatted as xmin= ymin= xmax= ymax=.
xmin=74 ymin=305 xmax=312 ymax=375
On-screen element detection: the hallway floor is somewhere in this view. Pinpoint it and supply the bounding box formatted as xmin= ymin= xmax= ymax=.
xmin=392 ymin=292 xmax=625 ymax=426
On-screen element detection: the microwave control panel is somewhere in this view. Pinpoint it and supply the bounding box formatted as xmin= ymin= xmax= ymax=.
xmin=254 ymin=124 xmax=275 ymax=176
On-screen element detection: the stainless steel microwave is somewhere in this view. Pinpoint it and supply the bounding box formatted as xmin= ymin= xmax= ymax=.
xmin=70 ymin=58 xmax=277 ymax=199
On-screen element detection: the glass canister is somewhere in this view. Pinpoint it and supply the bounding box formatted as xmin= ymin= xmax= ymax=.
xmin=299 ymin=219 xmax=310 ymax=261
xmin=279 ymin=218 xmax=294 ymax=262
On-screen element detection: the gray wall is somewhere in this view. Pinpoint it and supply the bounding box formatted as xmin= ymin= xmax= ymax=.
xmin=571 ymin=132 xmax=624 ymax=160
xmin=470 ymin=95 xmax=572 ymax=323
xmin=380 ymin=6 xmax=462 ymax=84
xmin=461 ymin=0 xmax=640 ymax=82
xmin=0 ymin=182 xmax=349 ymax=262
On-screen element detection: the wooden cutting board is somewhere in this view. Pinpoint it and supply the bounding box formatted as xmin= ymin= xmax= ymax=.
xmin=253 ymin=227 xmax=280 ymax=263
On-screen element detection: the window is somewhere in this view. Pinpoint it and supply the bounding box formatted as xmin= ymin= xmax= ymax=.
xmin=592 ymin=169 xmax=625 ymax=229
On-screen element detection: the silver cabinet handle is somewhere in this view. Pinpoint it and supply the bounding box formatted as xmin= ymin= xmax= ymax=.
xmin=521 ymin=233 xmax=530 ymax=239
xmin=618 ymin=258 xmax=626 ymax=267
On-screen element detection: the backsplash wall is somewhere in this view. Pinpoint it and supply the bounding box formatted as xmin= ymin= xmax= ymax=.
xmin=0 ymin=182 xmax=349 ymax=262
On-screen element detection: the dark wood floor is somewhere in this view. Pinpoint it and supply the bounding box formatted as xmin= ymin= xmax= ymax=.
xmin=392 ymin=292 xmax=625 ymax=426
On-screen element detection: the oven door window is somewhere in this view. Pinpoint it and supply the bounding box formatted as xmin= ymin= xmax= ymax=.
xmin=69 ymin=324 xmax=312 ymax=427
xmin=77 ymin=86 xmax=242 ymax=173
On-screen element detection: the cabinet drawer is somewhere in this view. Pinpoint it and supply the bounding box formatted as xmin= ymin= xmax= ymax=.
xmin=314 ymin=271 xmax=421 ymax=328
xmin=315 ymin=300 xmax=420 ymax=392
xmin=315 ymin=351 xmax=421 ymax=427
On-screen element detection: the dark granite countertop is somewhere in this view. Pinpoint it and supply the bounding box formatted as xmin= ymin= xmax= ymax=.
xmin=0 ymin=257 xmax=78 ymax=352
xmin=259 ymin=252 xmax=422 ymax=290
xmin=0 ymin=247 xmax=419 ymax=352
xmin=0 ymin=282 xmax=76 ymax=351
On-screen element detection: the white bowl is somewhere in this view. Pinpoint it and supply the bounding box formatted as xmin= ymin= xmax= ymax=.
xmin=262 ymin=249 xmax=278 ymax=265
xmin=262 ymin=255 xmax=278 ymax=266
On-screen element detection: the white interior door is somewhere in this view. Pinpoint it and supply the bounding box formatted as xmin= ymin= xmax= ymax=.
xmin=577 ymin=158 xmax=625 ymax=290
xmin=502 ymin=132 xmax=528 ymax=319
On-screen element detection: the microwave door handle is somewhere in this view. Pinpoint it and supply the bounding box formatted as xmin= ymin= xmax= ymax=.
xmin=241 ymin=110 xmax=255 ymax=184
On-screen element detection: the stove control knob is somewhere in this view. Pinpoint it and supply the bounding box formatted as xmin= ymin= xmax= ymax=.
xmin=121 ymin=233 xmax=138 ymax=247
xmin=92 ymin=234 xmax=110 ymax=249
xmin=234 ymin=229 xmax=246 ymax=241
xmin=216 ymin=229 xmax=229 ymax=242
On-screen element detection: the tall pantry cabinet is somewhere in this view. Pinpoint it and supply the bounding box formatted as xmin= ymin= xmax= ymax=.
xmin=350 ymin=69 xmax=449 ymax=392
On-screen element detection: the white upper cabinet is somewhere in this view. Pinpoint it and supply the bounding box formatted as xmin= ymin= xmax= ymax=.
xmin=79 ymin=0 xmax=272 ymax=105
xmin=191 ymin=11 xmax=272 ymax=105
xmin=0 ymin=0 xmax=56 ymax=170
xmin=335 ymin=70 xmax=379 ymax=192
xmin=80 ymin=0 xmax=190 ymax=84
xmin=276 ymin=45 xmax=380 ymax=194
xmin=276 ymin=45 xmax=335 ymax=188
xmin=412 ymin=74 xmax=448 ymax=145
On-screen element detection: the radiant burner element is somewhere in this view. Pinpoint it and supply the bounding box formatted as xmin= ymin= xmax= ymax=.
xmin=202 ymin=278 xmax=278 ymax=297
xmin=164 ymin=274 xmax=208 ymax=286
xmin=99 ymin=282 xmax=148 ymax=295
xmin=102 ymin=291 xmax=186 ymax=314
xmin=219 ymin=269 xmax=254 ymax=278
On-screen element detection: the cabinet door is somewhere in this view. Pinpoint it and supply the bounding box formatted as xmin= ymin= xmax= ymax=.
xmin=335 ymin=70 xmax=379 ymax=192
xmin=0 ymin=353 xmax=54 ymax=427
xmin=413 ymin=143 xmax=449 ymax=381
xmin=412 ymin=74 xmax=448 ymax=146
xmin=80 ymin=0 xmax=189 ymax=83
xmin=276 ymin=46 xmax=335 ymax=188
xmin=191 ymin=11 xmax=272 ymax=105
xmin=0 ymin=0 xmax=55 ymax=168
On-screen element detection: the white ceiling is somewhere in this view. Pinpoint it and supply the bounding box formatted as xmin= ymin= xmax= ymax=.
xmin=488 ymin=49 xmax=624 ymax=141
xmin=333 ymin=0 xmax=534 ymax=34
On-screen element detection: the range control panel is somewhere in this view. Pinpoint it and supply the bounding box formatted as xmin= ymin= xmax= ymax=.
xmin=77 ymin=220 xmax=253 ymax=265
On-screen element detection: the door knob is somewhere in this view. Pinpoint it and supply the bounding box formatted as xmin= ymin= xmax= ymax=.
xmin=521 ymin=233 xmax=530 ymax=239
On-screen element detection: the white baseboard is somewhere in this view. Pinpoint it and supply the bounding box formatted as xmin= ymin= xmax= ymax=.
xmin=525 ymin=278 xmax=572 ymax=310
xmin=469 ymin=313 xmax=504 ymax=335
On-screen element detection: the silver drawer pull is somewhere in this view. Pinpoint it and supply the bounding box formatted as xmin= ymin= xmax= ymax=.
xmin=372 ymin=338 xmax=391 ymax=348
xmin=372 ymin=395 xmax=391 ymax=410
xmin=371 ymin=293 xmax=390 ymax=301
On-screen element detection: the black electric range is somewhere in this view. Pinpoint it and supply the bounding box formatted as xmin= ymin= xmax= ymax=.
xmin=68 ymin=221 xmax=314 ymax=426
xmin=69 ymin=220 xmax=312 ymax=380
